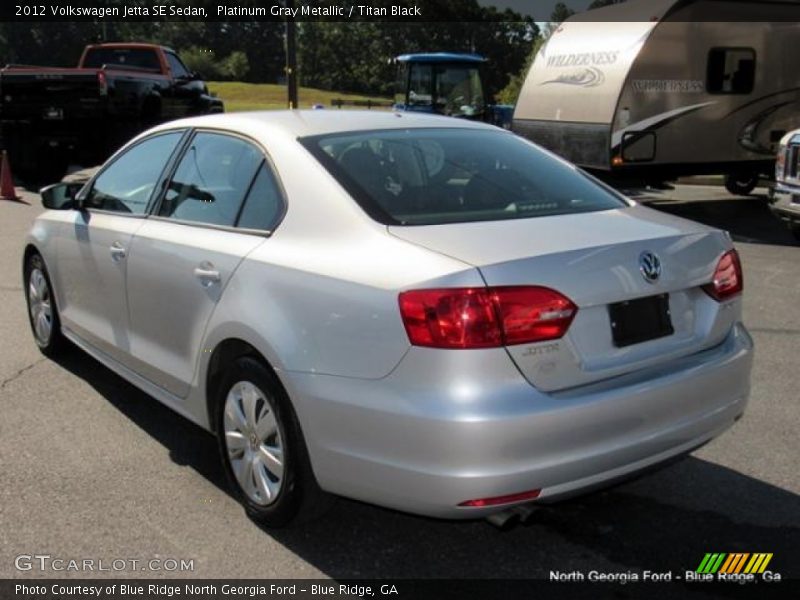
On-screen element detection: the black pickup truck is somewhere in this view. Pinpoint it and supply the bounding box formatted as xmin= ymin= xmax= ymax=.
xmin=0 ymin=42 xmax=223 ymax=181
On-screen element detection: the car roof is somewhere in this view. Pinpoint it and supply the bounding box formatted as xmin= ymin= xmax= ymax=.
xmin=149 ymin=110 xmax=499 ymax=140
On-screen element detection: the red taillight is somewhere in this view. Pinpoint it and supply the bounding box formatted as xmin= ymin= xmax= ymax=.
xmin=703 ymin=249 xmax=743 ymax=301
xmin=97 ymin=70 xmax=108 ymax=96
xmin=458 ymin=489 xmax=541 ymax=508
xmin=398 ymin=286 xmax=577 ymax=349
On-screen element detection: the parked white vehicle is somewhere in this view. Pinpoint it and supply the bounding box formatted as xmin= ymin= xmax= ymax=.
xmin=770 ymin=129 xmax=800 ymax=242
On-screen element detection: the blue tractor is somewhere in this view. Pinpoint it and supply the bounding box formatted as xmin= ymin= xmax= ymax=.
xmin=392 ymin=53 xmax=514 ymax=128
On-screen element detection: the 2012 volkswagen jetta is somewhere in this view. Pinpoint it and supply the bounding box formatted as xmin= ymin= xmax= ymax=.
xmin=24 ymin=111 xmax=753 ymax=526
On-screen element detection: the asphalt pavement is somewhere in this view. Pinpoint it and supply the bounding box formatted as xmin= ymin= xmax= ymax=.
xmin=0 ymin=184 xmax=798 ymax=587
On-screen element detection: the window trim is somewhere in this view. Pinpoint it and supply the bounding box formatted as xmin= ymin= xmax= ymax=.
xmin=147 ymin=127 xmax=288 ymax=235
xmin=706 ymin=46 xmax=756 ymax=96
xmin=77 ymin=129 xmax=190 ymax=217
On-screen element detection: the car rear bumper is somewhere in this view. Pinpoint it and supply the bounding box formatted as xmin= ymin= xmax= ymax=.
xmin=283 ymin=323 xmax=753 ymax=519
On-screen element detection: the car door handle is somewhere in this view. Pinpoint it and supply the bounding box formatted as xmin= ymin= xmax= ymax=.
xmin=109 ymin=243 xmax=126 ymax=262
xmin=193 ymin=266 xmax=221 ymax=285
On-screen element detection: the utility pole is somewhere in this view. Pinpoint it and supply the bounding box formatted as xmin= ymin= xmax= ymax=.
xmin=285 ymin=0 xmax=299 ymax=109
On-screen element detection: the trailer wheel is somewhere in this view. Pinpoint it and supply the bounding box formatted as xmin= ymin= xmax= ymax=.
xmin=724 ymin=172 xmax=759 ymax=196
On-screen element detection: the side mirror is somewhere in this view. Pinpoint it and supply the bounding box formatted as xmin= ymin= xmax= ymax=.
xmin=40 ymin=182 xmax=83 ymax=210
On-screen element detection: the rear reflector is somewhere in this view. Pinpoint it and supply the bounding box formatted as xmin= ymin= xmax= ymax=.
xmin=97 ymin=70 xmax=108 ymax=96
xmin=703 ymin=249 xmax=743 ymax=301
xmin=458 ymin=489 xmax=541 ymax=508
xmin=398 ymin=286 xmax=577 ymax=349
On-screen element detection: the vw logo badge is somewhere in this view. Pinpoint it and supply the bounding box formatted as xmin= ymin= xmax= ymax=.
xmin=639 ymin=251 xmax=662 ymax=283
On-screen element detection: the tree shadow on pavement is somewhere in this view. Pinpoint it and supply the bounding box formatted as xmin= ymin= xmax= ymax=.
xmin=51 ymin=346 xmax=800 ymax=596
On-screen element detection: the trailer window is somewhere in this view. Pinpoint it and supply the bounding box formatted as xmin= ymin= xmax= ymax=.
xmin=301 ymin=128 xmax=627 ymax=226
xmin=707 ymin=48 xmax=755 ymax=94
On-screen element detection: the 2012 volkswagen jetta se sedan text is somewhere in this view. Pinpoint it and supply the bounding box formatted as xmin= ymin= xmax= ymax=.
xmin=24 ymin=111 xmax=753 ymax=526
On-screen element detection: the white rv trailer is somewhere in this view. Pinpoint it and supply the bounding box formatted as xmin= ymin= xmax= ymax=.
xmin=512 ymin=0 xmax=800 ymax=194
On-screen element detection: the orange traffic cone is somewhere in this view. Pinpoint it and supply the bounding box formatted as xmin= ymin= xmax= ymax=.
xmin=1 ymin=150 xmax=20 ymax=201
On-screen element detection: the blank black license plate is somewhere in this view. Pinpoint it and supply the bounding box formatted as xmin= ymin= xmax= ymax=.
xmin=609 ymin=294 xmax=674 ymax=348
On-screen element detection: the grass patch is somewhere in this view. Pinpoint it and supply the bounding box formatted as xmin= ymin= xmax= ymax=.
xmin=208 ymin=81 xmax=392 ymax=112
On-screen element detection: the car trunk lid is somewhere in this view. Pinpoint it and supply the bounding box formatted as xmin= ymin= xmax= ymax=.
xmin=389 ymin=206 xmax=737 ymax=391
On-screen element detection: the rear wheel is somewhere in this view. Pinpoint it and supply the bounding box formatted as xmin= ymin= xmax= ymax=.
xmin=24 ymin=252 xmax=66 ymax=356
xmin=215 ymin=356 xmax=332 ymax=527
xmin=724 ymin=172 xmax=759 ymax=196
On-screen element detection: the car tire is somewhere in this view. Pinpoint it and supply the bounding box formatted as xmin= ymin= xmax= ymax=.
xmin=724 ymin=172 xmax=759 ymax=196
xmin=24 ymin=252 xmax=67 ymax=357
xmin=215 ymin=356 xmax=333 ymax=527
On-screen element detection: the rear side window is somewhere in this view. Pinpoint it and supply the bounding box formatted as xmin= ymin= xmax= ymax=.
xmin=159 ymin=132 xmax=263 ymax=227
xmin=301 ymin=128 xmax=626 ymax=226
xmin=237 ymin=164 xmax=284 ymax=231
xmin=707 ymin=48 xmax=755 ymax=94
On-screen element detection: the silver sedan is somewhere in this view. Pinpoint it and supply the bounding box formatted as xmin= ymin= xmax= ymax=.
xmin=24 ymin=111 xmax=753 ymax=526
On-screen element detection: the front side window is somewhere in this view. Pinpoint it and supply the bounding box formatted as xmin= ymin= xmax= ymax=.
xmin=707 ymin=48 xmax=755 ymax=94
xmin=83 ymin=132 xmax=183 ymax=214
xmin=159 ymin=132 xmax=263 ymax=227
xmin=301 ymin=128 xmax=627 ymax=226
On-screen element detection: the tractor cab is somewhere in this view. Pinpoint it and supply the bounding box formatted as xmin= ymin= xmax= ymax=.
xmin=393 ymin=53 xmax=488 ymax=120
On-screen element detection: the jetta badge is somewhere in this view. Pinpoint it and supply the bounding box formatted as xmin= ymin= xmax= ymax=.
xmin=639 ymin=251 xmax=662 ymax=283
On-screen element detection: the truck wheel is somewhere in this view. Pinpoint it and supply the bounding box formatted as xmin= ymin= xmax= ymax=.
xmin=724 ymin=172 xmax=759 ymax=196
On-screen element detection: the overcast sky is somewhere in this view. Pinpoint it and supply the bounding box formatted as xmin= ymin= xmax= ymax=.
xmin=478 ymin=0 xmax=594 ymax=20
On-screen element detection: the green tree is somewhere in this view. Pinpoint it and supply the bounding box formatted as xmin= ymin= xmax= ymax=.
xmin=221 ymin=51 xmax=250 ymax=81
xmin=180 ymin=46 xmax=223 ymax=79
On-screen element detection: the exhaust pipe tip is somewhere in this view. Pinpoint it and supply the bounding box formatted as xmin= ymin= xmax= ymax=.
xmin=485 ymin=504 xmax=538 ymax=530
xmin=512 ymin=503 xmax=538 ymax=524
xmin=486 ymin=510 xmax=521 ymax=530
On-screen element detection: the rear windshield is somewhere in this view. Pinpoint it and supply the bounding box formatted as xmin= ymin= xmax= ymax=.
xmin=301 ymin=128 xmax=627 ymax=225
xmin=83 ymin=48 xmax=161 ymax=72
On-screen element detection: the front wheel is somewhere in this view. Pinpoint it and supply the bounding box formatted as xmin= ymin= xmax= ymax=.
xmin=724 ymin=172 xmax=759 ymax=196
xmin=215 ymin=356 xmax=332 ymax=527
xmin=24 ymin=252 xmax=67 ymax=356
